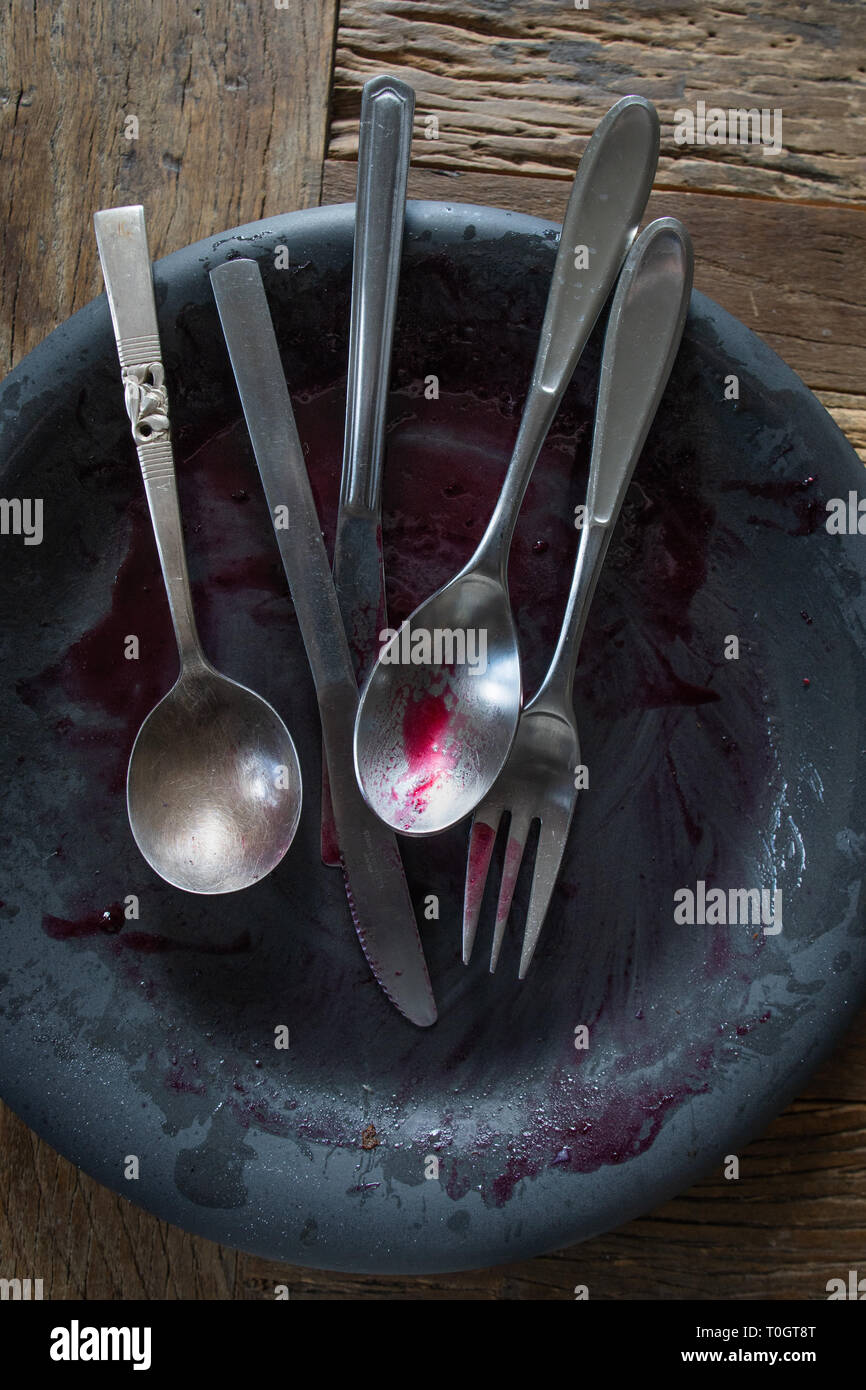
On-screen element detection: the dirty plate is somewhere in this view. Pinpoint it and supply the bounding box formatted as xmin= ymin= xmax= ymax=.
xmin=1 ymin=202 xmax=865 ymax=1273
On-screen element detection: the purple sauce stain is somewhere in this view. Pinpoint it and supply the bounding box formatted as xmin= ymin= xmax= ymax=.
xmin=205 ymin=552 xmax=288 ymax=602
xmin=228 ymin=1093 xmax=291 ymax=1137
xmin=397 ymin=685 xmax=461 ymax=825
xmin=17 ymin=502 xmax=176 ymax=795
xmin=735 ymin=1010 xmax=772 ymax=1037
xmin=165 ymin=1065 xmax=207 ymax=1097
xmin=42 ymin=903 xmax=125 ymax=939
xmin=41 ymin=911 xmax=252 ymax=958
xmin=489 ymin=1078 xmax=708 ymax=1206
xmin=463 ymin=820 xmax=497 ymax=926
xmin=642 ymin=645 xmax=721 ymax=709
xmin=24 ymin=376 xmax=800 ymax=1205
xmin=495 ymin=835 xmax=525 ymax=926
xmin=444 ymin=1162 xmax=473 ymax=1202
xmin=721 ymin=474 xmax=824 ymax=536
xmin=423 ymin=1055 xmax=713 ymax=1210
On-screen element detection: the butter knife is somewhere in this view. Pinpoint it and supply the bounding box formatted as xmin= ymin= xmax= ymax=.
xmin=210 ymin=256 xmax=437 ymax=1028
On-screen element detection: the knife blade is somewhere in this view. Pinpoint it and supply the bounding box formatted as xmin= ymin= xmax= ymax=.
xmin=321 ymin=74 xmax=415 ymax=866
xmin=210 ymin=255 xmax=437 ymax=1028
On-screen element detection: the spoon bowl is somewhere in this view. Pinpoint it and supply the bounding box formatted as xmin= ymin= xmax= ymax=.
xmin=127 ymin=662 xmax=303 ymax=894
xmin=353 ymin=95 xmax=660 ymax=836
xmin=355 ymin=571 xmax=520 ymax=834
xmin=95 ymin=204 xmax=304 ymax=893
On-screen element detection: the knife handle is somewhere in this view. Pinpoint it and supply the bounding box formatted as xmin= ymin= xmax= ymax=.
xmin=340 ymin=74 xmax=414 ymax=514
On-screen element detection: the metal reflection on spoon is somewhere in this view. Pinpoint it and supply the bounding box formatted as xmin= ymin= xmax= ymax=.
xmin=94 ymin=205 xmax=302 ymax=893
xmin=353 ymin=95 xmax=661 ymax=836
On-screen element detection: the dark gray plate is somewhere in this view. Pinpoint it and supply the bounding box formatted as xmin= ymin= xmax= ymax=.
xmin=1 ymin=201 xmax=865 ymax=1275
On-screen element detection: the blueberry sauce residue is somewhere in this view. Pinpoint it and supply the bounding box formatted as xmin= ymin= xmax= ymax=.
xmin=22 ymin=372 xmax=796 ymax=1209
xmin=394 ymin=685 xmax=464 ymax=827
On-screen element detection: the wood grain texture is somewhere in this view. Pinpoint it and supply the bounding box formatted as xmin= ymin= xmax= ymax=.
xmin=2 ymin=0 xmax=865 ymax=1302
xmin=324 ymin=160 xmax=866 ymax=459
xmin=331 ymin=0 xmax=866 ymax=203
xmin=0 ymin=0 xmax=338 ymax=375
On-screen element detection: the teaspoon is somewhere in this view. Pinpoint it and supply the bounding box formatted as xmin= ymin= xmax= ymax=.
xmin=94 ymin=205 xmax=302 ymax=893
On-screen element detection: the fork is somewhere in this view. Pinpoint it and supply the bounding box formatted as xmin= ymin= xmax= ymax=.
xmin=462 ymin=216 xmax=694 ymax=977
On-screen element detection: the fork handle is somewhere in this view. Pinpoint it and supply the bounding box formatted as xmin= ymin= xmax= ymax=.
xmin=531 ymin=217 xmax=694 ymax=713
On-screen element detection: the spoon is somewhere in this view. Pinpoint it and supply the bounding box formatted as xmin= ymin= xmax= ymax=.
xmin=94 ymin=205 xmax=302 ymax=893
xmin=353 ymin=95 xmax=660 ymax=835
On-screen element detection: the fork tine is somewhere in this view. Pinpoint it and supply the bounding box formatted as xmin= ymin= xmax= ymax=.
xmin=462 ymin=808 xmax=501 ymax=964
xmin=490 ymin=813 xmax=533 ymax=973
xmin=518 ymin=803 xmax=575 ymax=979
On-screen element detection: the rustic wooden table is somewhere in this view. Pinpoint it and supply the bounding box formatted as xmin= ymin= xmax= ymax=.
xmin=1 ymin=0 xmax=864 ymax=1299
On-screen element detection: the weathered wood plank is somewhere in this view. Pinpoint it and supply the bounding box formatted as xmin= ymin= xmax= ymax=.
xmin=323 ymin=161 xmax=866 ymax=459
xmin=817 ymin=392 xmax=866 ymax=460
xmin=330 ymin=1 xmax=866 ymax=203
xmin=0 ymin=1098 xmax=238 ymax=1298
xmin=0 ymin=0 xmax=339 ymax=375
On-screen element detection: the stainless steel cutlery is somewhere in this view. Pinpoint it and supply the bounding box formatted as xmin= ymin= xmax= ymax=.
xmin=352 ymin=94 xmax=660 ymax=838
xmin=94 ymin=205 xmax=303 ymax=895
xmin=321 ymin=73 xmax=415 ymax=866
xmin=210 ymin=256 xmax=437 ymax=1028
xmin=462 ymin=217 xmax=694 ymax=977
xmin=95 ymin=89 xmax=697 ymax=1016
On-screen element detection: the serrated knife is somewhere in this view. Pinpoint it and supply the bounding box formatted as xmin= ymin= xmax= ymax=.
xmin=210 ymin=255 xmax=436 ymax=1028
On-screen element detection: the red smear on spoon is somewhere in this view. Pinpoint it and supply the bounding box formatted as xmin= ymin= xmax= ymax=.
xmin=395 ymin=687 xmax=462 ymax=828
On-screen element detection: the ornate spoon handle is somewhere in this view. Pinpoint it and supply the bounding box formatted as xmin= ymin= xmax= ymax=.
xmin=94 ymin=205 xmax=201 ymax=666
